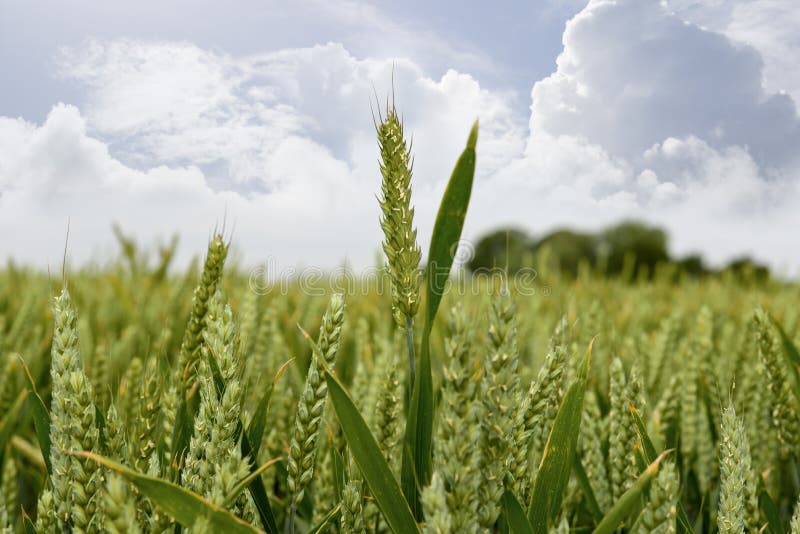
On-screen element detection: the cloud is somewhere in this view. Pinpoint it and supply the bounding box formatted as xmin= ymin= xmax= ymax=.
xmin=531 ymin=0 xmax=800 ymax=170
xmin=484 ymin=0 xmax=800 ymax=271
xmin=2 ymin=0 xmax=800 ymax=275
xmin=1 ymin=43 xmax=523 ymax=270
xmin=666 ymin=0 xmax=800 ymax=103
xmin=55 ymin=40 xmax=523 ymax=189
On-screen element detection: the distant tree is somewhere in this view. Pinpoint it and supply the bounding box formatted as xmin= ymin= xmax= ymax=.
xmin=467 ymin=229 xmax=532 ymax=274
xmin=675 ymin=254 xmax=709 ymax=278
xmin=598 ymin=221 xmax=669 ymax=278
xmin=536 ymin=229 xmax=597 ymax=278
xmin=465 ymin=221 xmax=769 ymax=285
xmin=723 ymin=257 xmax=770 ymax=283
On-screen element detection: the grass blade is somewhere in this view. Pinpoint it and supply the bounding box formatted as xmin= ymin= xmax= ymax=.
xmin=246 ymin=358 xmax=292 ymax=460
xmin=0 ymin=390 xmax=27 ymax=464
xmin=528 ymin=341 xmax=592 ymax=531
xmin=629 ymin=404 xmax=693 ymax=534
xmin=307 ymin=503 xmax=342 ymax=534
xmin=402 ymin=120 xmax=478 ymax=517
xmin=222 ymin=457 xmax=281 ymax=509
xmin=759 ymin=490 xmax=784 ymax=534
xmin=333 ymin=447 xmax=346 ymax=504
xmin=22 ymin=512 xmax=36 ymax=534
xmin=18 ymin=356 xmax=52 ymax=477
xmin=76 ymin=451 xmax=264 ymax=533
xmin=592 ymin=451 xmax=669 ymax=534
xmin=573 ymin=456 xmax=603 ymax=522
xmin=324 ymin=368 xmax=420 ymax=534
xmin=503 ymin=490 xmax=534 ymax=534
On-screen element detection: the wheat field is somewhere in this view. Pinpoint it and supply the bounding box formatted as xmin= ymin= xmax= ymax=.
xmin=0 ymin=106 xmax=799 ymax=534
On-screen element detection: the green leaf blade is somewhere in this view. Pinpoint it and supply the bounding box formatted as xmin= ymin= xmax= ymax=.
xmin=402 ymin=119 xmax=478 ymax=517
xmin=592 ymin=452 xmax=669 ymax=534
xmin=323 ymin=369 xmax=420 ymax=534
xmin=77 ymin=452 xmax=263 ymax=533
xmin=503 ymin=490 xmax=535 ymax=534
xmin=527 ymin=342 xmax=591 ymax=532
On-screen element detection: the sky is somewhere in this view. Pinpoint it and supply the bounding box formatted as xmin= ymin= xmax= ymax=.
xmin=1 ymin=0 xmax=799 ymax=275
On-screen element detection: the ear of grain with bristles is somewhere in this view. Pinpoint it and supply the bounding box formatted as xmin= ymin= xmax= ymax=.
xmin=49 ymin=288 xmax=105 ymax=532
xmin=718 ymin=401 xmax=759 ymax=533
xmin=435 ymin=304 xmax=481 ymax=532
xmin=160 ymin=382 xmax=180 ymax=457
xmin=653 ymin=375 xmax=681 ymax=449
xmin=422 ymin=472 xmax=452 ymax=534
xmin=177 ymin=233 xmax=228 ymax=390
xmin=237 ymin=287 xmax=259 ymax=358
xmin=680 ymin=339 xmax=699 ymax=464
xmin=143 ymin=453 xmax=173 ymax=532
xmin=286 ymin=293 xmax=345 ymax=508
xmin=579 ymin=389 xmax=611 ymax=511
xmin=90 ymin=342 xmax=110 ymax=411
xmin=373 ymin=334 xmax=403 ymax=467
xmin=694 ymin=395 xmax=715 ymax=491
xmin=649 ymin=314 xmax=680 ymax=394
xmin=35 ymin=488 xmax=57 ymax=532
xmin=183 ymin=292 xmax=249 ymax=511
xmin=478 ymin=286 xmax=519 ymax=529
xmin=377 ymin=104 xmax=422 ymax=329
xmin=377 ymin=103 xmax=422 ymax=388
xmin=741 ymin=361 xmax=777 ymax=476
xmin=118 ymin=357 xmax=143 ymax=431
xmin=104 ymin=475 xmax=141 ymax=534
xmin=755 ymin=309 xmax=800 ymax=457
xmin=310 ymin=440 xmax=336 ymax=527
xmin=633 ymin=461 xmax=678 ymax=533
xmin=608 ymin=357 xmax=637 ymax=502
xmin=131 ymin=356 xmax=161 ymax=474
xmin=341 ymin=479 xmax=366 ymax=534
xmin=104 ymin=402 xmax=128 ymax=463
xmin=521 ymin=320 xmax=568 ymax=485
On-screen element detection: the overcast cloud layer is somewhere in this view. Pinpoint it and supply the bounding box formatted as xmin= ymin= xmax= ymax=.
xmin=1 ymin=0 xmax=798 ymax=274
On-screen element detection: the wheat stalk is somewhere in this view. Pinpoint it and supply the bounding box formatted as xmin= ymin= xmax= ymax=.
xmin=287 ymin=293 xmax=345 ymax=510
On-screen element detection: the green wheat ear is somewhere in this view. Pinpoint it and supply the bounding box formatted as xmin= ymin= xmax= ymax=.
xmin=718 ymin=401 xmax=759 ymax=533
xmin=422 ymin=472 xmax=453 ymax=534
xmin=177 ymin=233 xmax=228 ymax=390
xmin=377 ymin=102 xmax=422 ymax=329
xmin=436 ymin=304 xmax=481 ymax=533
xmin=634 ymin=461 xmax=678 ymax=533
xmin=791 ymin=496 xmax=800 ymax=534
xmin=104 ymin=475 xmax=141 ymax=534
xmin=478 ymin=285 xmax=520 ymax=529
xmin=49 ymin=288 xmax=104 ymax=533
xmin=755 ymin=309 xmax=800 ymax=457
xmin=341 ymin=479 xmax=366 ymax=534
xmin=286 ymin=293 xmax=345 ymax=508
xmin=608 ymin=357 xmax=637 ymax=502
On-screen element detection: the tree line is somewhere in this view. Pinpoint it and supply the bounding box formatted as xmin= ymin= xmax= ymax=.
xmin=466 ymin=221 xmax=770 ymax=283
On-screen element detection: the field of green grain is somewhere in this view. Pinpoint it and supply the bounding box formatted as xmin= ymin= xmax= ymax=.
xmin=1 ymin=107 xmax=799 ymax=534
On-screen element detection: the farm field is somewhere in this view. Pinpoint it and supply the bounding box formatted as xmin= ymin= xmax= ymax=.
xmin=1 ymin=110 xmax=799 ymax=534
